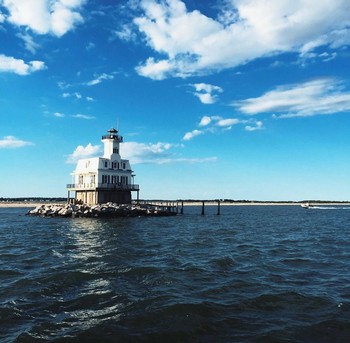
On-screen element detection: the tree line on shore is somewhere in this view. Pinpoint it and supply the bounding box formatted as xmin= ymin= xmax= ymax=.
xmin=1 ymin=197 xmax=349 ymax=204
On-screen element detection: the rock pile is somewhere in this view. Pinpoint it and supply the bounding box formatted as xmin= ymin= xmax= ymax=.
xmin=26 ymin=203 xmax=177 ymax=218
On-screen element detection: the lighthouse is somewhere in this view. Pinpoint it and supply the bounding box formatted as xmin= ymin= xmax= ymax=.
xmin=66 ymin=128 xmax=139 ymax=205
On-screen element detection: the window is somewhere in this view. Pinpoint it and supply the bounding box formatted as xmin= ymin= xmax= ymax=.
xmin=120 ymin=176 xmax=128 ymax=184
xmin=102 ymin=175 xmax=109 ymax=184
xmin=104 ymin=161 xmax=108 ymax=168
xmin=79 ymin=175 xmax=83 ymax=184
xmin=123 ymin=163 xmax=126 ymax=169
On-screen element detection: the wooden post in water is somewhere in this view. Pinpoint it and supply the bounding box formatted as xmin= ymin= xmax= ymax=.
xmin=217 ymin=200 xmax=221 ymax=215
xmin=181 ymin=201 xmax=184 ymax=214
xmin=201 ymin=201 xmax=205 ymax=215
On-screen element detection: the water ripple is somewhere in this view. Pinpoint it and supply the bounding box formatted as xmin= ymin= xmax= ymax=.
xmin=1 ymin=206 xmax=350 ymax=342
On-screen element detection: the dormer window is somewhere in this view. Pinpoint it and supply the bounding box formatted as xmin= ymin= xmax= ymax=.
xmin=104 ymin=161 xmax=108 ymax=168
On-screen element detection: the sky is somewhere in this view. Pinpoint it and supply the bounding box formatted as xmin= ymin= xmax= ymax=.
xmin=1 ymin=0 xmax=350 ymax=201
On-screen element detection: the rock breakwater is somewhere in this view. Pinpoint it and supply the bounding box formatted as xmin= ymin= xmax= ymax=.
xmin=26 ymin=203 xmax=177 ymax=218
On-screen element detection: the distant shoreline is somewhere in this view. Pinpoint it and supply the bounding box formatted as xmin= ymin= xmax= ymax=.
xmin=181 ymin=201 xmax=350 ymax=206
xmin=1 ymin=200 xmax=350 ymax=208
xmin=0 ymin=202 xmax=67 ymax=208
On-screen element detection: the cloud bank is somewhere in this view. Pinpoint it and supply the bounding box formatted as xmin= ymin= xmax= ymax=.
xmin=191 ymin=83 xmax=223 ymax=104
xmin=67 ymin=141 xmax=215 ymax=165
xmin=235 ymin=78 xmax=350 ymax=118
xmin=86 ymin=73 xmax=115 ymax=86
xmin=183 ymin=115 xmax=263 ymax=140
xmin=66 ymin=143 xmax=101 ymax=163
xmin=0 ymin=54 xmax=46 ymax=75
xmin=133 ymin=0 xmax=350 ymax=79
xmin=0 ymin=135 xmax=34 ymax=148
xmin=2 ymin=0 xmax=86 ymax=37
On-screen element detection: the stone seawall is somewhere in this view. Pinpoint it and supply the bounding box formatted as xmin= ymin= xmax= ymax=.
xmin=26 ymin=203 xmax=177 ymax=218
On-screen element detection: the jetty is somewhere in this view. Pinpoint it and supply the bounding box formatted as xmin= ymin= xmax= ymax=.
xmin=26 ymin=202 xmax=177 ymax=218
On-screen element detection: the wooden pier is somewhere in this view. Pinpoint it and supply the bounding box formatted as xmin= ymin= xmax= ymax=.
xmin=135 ymin=200 xmax=179 ymax=214
xmin=135 ymin=200 xmax=222 ymax=215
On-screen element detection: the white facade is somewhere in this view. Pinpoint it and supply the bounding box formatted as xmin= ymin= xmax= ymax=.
xmin=67 ymin=128 xmax=139 ymax=204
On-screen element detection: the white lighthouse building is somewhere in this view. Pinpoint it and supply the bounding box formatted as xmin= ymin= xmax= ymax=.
xmin=67 ymin=128 xmax=139 ymax=205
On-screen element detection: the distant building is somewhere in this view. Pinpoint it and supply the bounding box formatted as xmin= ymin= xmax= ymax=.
xmin=67 ymin=128 xmax=139 ymax=205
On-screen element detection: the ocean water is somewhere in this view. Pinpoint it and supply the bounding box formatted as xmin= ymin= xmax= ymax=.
xmin=1 ymin=205 xmax=350 ymax=342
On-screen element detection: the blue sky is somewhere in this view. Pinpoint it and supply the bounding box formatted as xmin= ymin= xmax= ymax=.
xmin=1 ymin=0 xmax=350 ymax=201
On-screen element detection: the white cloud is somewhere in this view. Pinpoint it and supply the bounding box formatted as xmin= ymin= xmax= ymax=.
xmin=0 ymin=135 xmax=34 ymax=148
xmin=245 ymin=121 xmax=264 ymax=131
xmin=87 ymin=73 xmax=114 ymax=86
xmin=54 ymin=112 xmax=65 ymax=117
xmin=319 ymin=51 xmax=337 ymax=62
xmin=191 ymin=83 xmax=223 ymax=104
xmin=0 ymin=54 xmax=46 ymax=75
xmin=184 ymin=115 xmax=250 ymax=140
xmin=114 ymin=24 xmax=137 ymax=42
xmin=182 ymin=129 xmax=204 ymax=141
xmin=58 ymin=81 xmax=71 ymax=90
xmin=216 ymin=118 xmax=241 ymax=127
xmin=136 ymin=58 xmax=172 ymax=80
xmin=67 ymin=139 xmax=216 ymax=165
xmin=86 ymin=42 xmax=95 ymax=51
xmin=86 ymin=96 xmax=94 ymax=101
xmin=133 ymin=0 xmax=350 ymax=79
xmin=3 ymin=0 xmax=85 ymax=37
xmin=62 ymin=92 xmax=87 ymax=100
xmin=17 ymin=33 xmax=40 ymax=54
xmin=234 ymin=78 xmax=350 ymax=118
xmin=199 ymin=116 xmax=212 ymax=127
xmin=66 ymin=143 xmax=101 ymax=163
xmin=73 ymin=114 xmax=95 ymax=119
xmin=122 ymin=141 xmax=172 ymax=163
xmin=122 ymin=141 xmax=216 ymax=164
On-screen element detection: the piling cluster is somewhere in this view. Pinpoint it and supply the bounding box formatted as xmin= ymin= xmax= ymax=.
xmin=26 ymin=203 xmax=177 ymax=218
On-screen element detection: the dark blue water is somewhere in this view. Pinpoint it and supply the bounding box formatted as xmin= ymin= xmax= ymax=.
xmin=1 ymin=205 xmax=350 ymax=342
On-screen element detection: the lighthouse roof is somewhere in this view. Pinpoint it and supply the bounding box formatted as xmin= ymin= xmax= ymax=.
xmin=102 ymin=127 xmax=123 ymax=142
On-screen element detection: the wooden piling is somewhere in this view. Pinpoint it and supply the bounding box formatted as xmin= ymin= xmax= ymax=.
xmin=201 ymin=201 xmax=205 ymax=215
xmin=217 ymin=200 xmax=221 ymax=215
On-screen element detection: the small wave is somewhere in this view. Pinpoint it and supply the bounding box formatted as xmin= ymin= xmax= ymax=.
xmin=0 ymin=269 xmax=22 ymax=277
xmin=294 ymin=318 xmax=350 ymax=342
xmin=211 ymin=256 xmax=236 ymax=269
xmin=117 ymin=266 xmax=160 ymax=277
xmin=240 ymin=291 xmax=332 ymax=314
